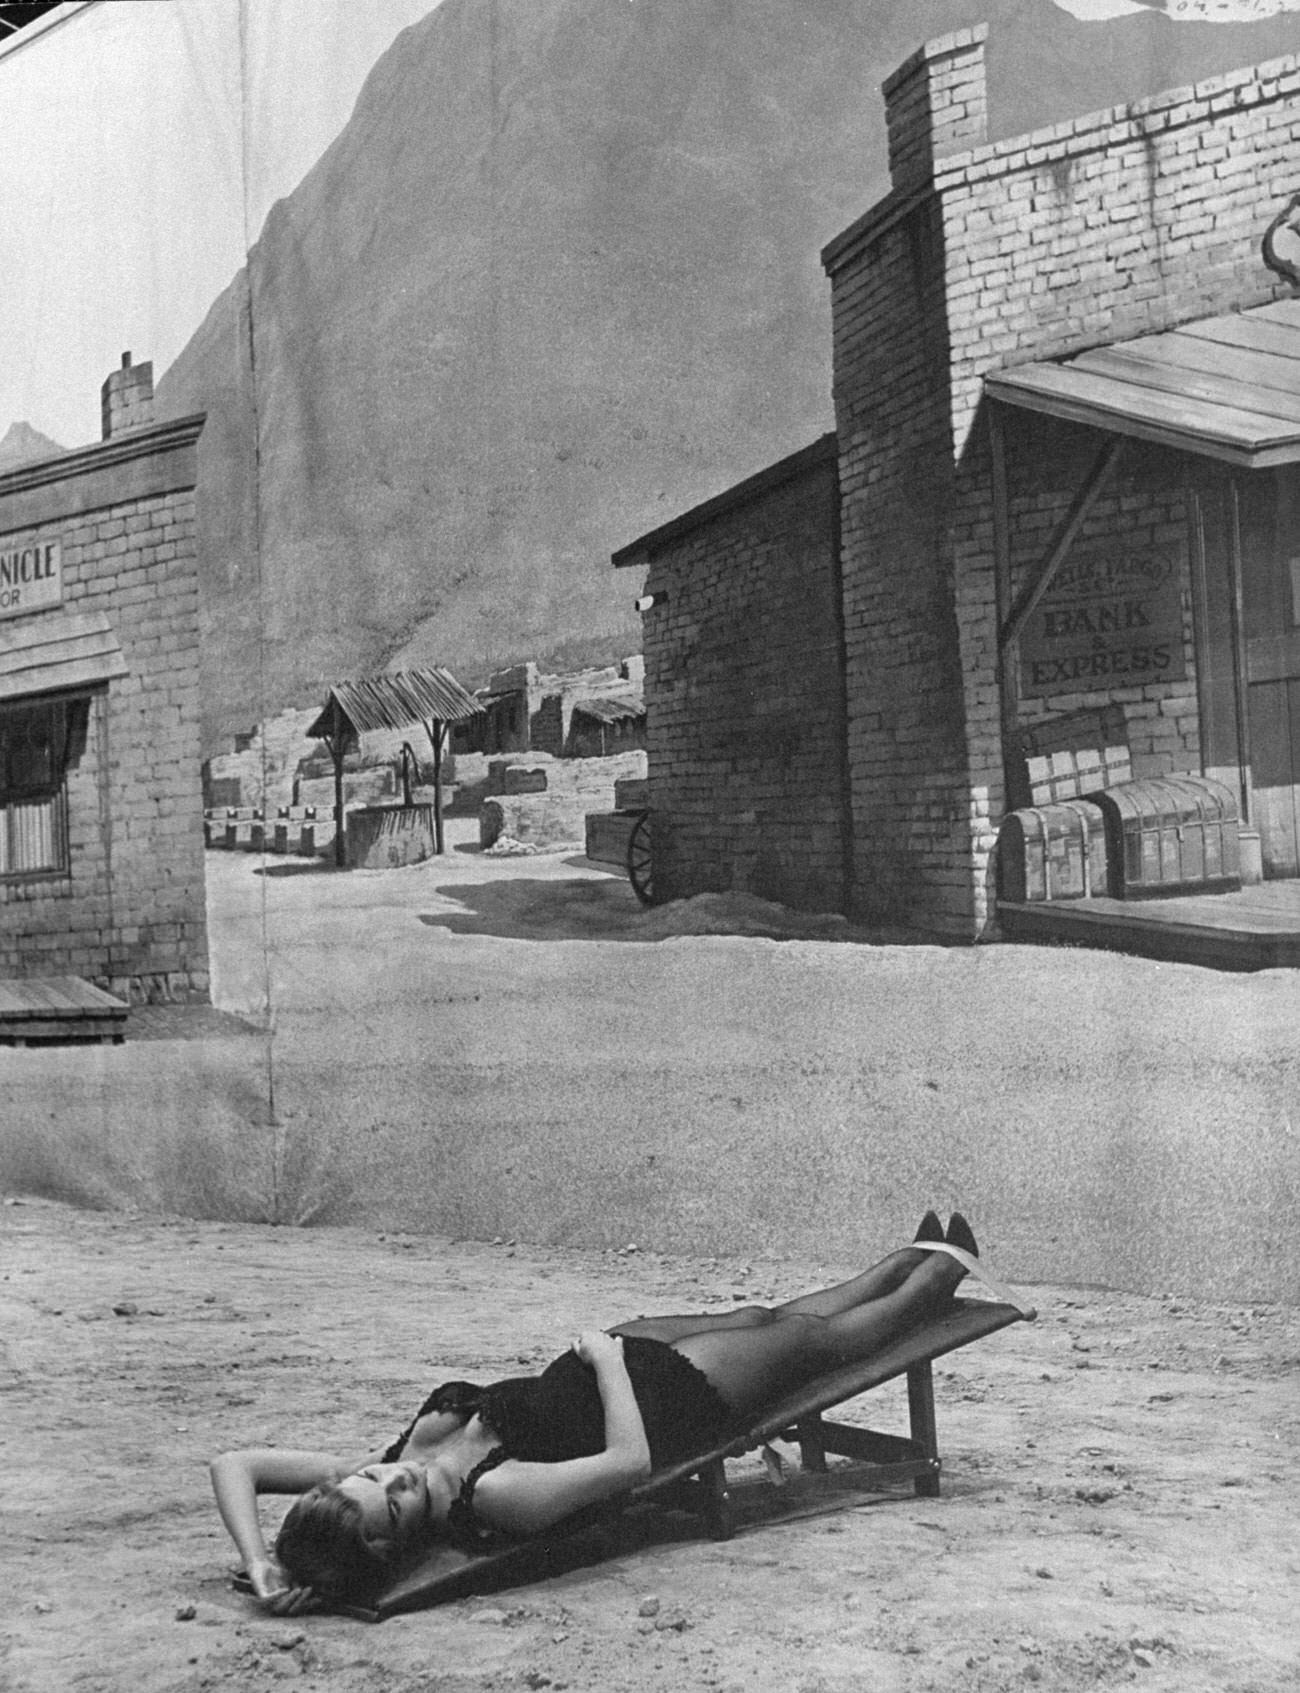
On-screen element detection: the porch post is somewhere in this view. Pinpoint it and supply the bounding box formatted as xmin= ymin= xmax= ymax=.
xmin=1227 ymin=477 xmax=1253 ymax=827
xmin=988 ymin=403 xmax=1021 ymax=809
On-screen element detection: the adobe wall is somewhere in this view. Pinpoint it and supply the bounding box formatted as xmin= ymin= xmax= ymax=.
xmin=627 ymin=438 xmax=849 ymax=913
xmin=0 ymin=415 xmax=209 ymax=999
xmin=454 ymin=659 xmax=646 ymax=758
xmin=825 ymin=27 xmax=1300 ymax=935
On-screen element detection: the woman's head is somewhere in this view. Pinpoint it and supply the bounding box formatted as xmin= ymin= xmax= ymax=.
xmin=274 ymin=1462 xmax=435 ymax=1603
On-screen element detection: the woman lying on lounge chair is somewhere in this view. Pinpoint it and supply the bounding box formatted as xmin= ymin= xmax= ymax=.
xmin=211 ymin=1211 xmax=985 ymax=1613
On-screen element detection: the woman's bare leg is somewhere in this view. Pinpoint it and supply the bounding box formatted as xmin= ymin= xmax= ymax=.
xmin=612 ymin=1307 xmax=775 ymax=1344
xmin=611 ymin=1245 xmax=933 ymax=1345
xmin=769 ymin=1247 xmax=930 ymax=1317
xmin=668 ymin=1251 xmax=966 ymax=1420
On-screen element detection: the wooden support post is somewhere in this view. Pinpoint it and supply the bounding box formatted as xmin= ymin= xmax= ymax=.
xmin=1188 ymin=478 xmax=1213 ymax=775
xmin=425 ymin=718 xmax=446 ymax=854
xmin=1227 ymin=477 xmax=1253 ymax=827
xmin=996 ymin=431 xmax=1124 ymax=814
xmin=329 ymin=703 xmax=346 ymax=868
xmin=1000 ymin=436 xmax=1124 ymax=655
xmin=797 ymin=1415 xmax=829 ymax=1474
xmin=699 ymin=1458 xmax=735 ymax=1540
xmin=988 ymin=403 xmax=1024 ymax=810
xmin=906 ymin=1361 xmax=941 ymax=1498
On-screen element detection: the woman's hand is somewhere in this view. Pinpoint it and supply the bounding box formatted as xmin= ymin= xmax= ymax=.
xmin=248 ymin=1555 xmax=317 ymax=1616
xmin=210 ymin=1447 xmax=350 ymax=1607
xmin=473 ymin=1331 xmax=649 ymax=1537
xmin=571 ymin=1330 xmax=625 ymax=1369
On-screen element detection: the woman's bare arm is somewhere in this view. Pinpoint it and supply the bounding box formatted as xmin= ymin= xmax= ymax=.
xmin=209 ymin=1448 xmax=366 ymax=1606
xmin=472 ymin=1332 xmax=652 ymax=1537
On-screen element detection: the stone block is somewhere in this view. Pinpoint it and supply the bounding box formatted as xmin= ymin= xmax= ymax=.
xmin=480 ymin=794 xmax=589 ymax=851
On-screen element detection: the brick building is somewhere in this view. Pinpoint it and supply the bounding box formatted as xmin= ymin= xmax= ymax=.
xmin=619 ymin=27 xmax=1300 ymax=937
xmin=612 ymin=435 xmax=848 ymax=913
xmin=0 ymin=356 xmax=209 ymax=998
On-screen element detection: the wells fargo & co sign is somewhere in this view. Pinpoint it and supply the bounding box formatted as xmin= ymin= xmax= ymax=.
xmin=1020 ymin=549 xmax=1185 ymax=698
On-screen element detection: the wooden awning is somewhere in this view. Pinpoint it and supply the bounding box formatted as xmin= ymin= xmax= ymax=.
xmin=305 ymin=668 xmax=479 ymax=866
xmin=0 ymin=610 xmax=129 ymax=703
xmin=986 ymin=300 xmax=1300 ymax=469
xmin=306 ymin=668 xmax=482 ymax=740
xmin=570 ymin=694 xmax=644 ymax=725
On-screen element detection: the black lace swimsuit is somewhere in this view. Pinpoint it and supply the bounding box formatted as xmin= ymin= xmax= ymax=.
xmin=381 ymin=1337 xmax=737 ymax=1548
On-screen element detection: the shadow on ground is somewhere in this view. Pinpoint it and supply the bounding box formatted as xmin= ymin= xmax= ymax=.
xmin=417 ymin=876 xmax=910 ymax=946
xmin=252 ymin=859 xmax=344 ymax=877
xmin=126 ymin=1005 xmax=266 ymax=1041
xmin=419 ymin=876 xmax=648 ymax=941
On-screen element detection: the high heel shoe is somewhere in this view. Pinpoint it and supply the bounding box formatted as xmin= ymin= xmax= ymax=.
xmin=910 ymin=1222 xmax=1036 ymax=1318
xmin=913 ymin=1209 xmax=944 ymax=1244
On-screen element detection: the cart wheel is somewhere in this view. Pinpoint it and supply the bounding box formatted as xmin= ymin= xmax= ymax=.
xmin=626 ymin=810 xmax=656 ymax=906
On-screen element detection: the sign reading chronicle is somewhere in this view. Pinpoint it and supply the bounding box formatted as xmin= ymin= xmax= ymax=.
xmin=0 ymin=539 xmax=62 ymax=619
xmin=1020 ymin=550 xmax=1185 ymax=699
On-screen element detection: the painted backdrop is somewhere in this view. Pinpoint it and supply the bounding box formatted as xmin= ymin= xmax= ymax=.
xmin=7 ymin=0 xmax=1300 ymax=752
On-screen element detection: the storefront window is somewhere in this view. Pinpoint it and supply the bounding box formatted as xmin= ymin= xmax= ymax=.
xmin=0 ymin=697 xmax=71 ymax=879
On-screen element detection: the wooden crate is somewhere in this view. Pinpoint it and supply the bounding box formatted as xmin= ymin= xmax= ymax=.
xmin=583 ymin=810 xmax=640 ymax=870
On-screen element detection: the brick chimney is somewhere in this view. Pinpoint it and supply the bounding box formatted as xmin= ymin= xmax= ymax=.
xmin=883 ymin=25 xmax=988 ymax=193
xmin=101 ymin=351 xmax=154 ymax=439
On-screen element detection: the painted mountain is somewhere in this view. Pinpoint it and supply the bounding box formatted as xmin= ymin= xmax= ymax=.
xmin=155 ymin=0 xmax=1300 ymax=753
xmin=0 ymin=422 xmax=65 ymax=471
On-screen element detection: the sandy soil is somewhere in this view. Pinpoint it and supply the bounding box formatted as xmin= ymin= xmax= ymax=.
xmin=3 ymin=1194 xmax=1297 ymax=1693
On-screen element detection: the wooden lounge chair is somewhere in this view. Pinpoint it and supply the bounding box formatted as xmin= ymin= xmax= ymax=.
xmin=265 ymin=1247 xmax=1033 ymax=1622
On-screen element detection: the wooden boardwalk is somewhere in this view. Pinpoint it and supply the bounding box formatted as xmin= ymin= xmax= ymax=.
xmin=0 ymin=977 xmax=129 ymax=1045
xmin=999 ymin=879 xmax=1300 ymax=971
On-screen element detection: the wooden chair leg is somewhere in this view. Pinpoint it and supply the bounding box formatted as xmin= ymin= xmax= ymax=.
xmin=797 ymin=1415 xmax=828 ymax=1474
xmin=906 ymin=1360 xmax=941 ymax=1497
xmin=698 ymin=1457 xmax=735 ymax=1540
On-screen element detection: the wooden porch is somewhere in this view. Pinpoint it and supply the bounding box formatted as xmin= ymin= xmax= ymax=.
xmin=998 ymin=877 xmax=1300 ymax=971
xmin=0 ymin=976 xmax=128 ymax=1044
xmin=986 ymin=300 xmax=1300 ymax=937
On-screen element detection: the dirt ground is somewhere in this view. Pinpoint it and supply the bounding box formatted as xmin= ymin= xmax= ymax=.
xmin=3 ymin=1194 xmax=1297 ymax=1693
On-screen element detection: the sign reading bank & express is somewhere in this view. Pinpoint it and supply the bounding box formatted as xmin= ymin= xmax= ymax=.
xmin=1020 ymin=549 xmax=1185 ymax=699
xmin=0 ymin=539 xmax=62 ymax=619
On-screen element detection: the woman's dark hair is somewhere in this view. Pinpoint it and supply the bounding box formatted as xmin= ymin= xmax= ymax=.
xmin=274 ymin=1484 xmax=395 ymax=1604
